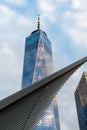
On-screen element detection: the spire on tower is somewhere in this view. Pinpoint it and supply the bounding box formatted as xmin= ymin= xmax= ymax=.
xmin=37 ymin=14 xmax=40 ymax=30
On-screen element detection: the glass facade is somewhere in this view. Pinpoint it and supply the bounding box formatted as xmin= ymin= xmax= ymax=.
xmin=75 ymin=72 xmax=87 ymax=130
xmin=22 ymin=29 xmax=60 ymax=130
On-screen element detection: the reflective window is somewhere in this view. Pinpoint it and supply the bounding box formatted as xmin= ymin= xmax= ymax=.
xmin=33 ymin=37 xmax=47 ymax=82
xmin=22 ymin=32 xmax=39 ymax=88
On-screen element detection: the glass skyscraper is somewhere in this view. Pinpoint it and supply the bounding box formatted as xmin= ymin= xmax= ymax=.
xmin=75 ymin=72 xmax=87 ymax=130
xmin=22 ymin=16 xmax=60 ymax=130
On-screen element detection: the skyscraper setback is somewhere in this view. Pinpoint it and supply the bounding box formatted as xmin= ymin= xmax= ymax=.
xmin=22 ymin=16 xmax=60 ymax=130
xmin=75 ymin=72 xmax=87 ymax=130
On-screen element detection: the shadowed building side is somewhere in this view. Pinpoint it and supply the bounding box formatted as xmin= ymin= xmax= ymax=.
xmin=75 ymin=72 xmax=87 ymax=130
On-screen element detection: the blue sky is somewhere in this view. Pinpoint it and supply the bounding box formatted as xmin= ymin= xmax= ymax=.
xmin=0 ymin=0 xmax=87 ymax=130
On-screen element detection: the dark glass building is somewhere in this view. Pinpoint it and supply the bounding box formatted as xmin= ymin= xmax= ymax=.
xmin=22 ymin=16 xmax=60 ymax=130
xmin=75 ymin=72 xmax=87 ymax=130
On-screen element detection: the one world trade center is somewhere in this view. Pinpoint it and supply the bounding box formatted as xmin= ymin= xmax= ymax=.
xmin=22 ymin=16 xmax=60 ymax=130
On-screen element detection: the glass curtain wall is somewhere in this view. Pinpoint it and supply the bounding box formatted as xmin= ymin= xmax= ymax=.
xmin=22 ymin=30 xmax=60 ymax=130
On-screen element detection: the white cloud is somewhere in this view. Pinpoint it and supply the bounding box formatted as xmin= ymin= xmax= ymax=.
xmin=62 ymin=0 xmax=87 ymax=50
xmin=38 ymin=0 xmax=55 ymax=13
xmin=71 ymin=0 xmax=81 ymax=9
xmin=0 ymin=5 xmax=34 ymax=99
xmin=72 ymin=0 xmax=87 ymax=10
xmin=3 ymin=0 xmax=26 ymax=5
xmin=38 ymin=0 xmax=56 ymax=22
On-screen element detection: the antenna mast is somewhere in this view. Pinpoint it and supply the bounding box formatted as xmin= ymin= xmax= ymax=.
xmin=37 ymin=15 xmax=40 ymax=30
